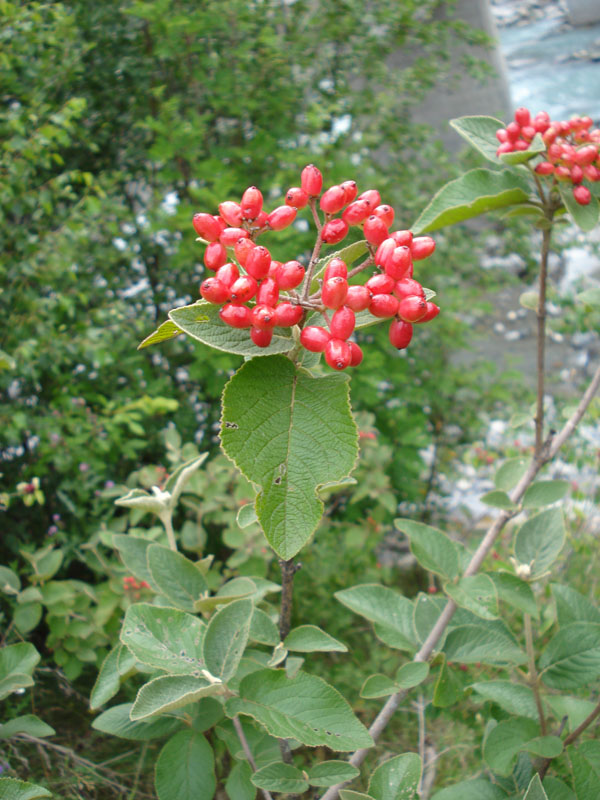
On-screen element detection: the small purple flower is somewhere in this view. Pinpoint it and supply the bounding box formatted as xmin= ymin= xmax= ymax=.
xmin=79 ymin=462 xmax=90 ymax=473
xmin=52 ymin=513 xmax=61 ymax=522
xmin=47 ymin=525 xmax=58 ymax=536
xmin=104 ymin=480 xmax=115 ymax=489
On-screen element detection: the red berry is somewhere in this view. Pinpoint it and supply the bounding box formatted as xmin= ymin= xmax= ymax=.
xmin=357 ymin=189 xmax=381 ymax=208
xmin=241 ymin=186 xmax=263 ymax=220
xmin=575 ymin=145 xmax=599 ymax=166
xmin=300 ymin=326 xmax=331 ymax=352
xmin=496 ymin=128 xmax=509 ymax=143
xmin=573 ymin=185 xmax=591 ymax=205
xmin=324 ymin=338 xmax=352 ymax=371
xmin=285 ymin=187 xmax=309 ymax=209
xmin=220 ymin=227 xmax=248 ymax=246
xmin=323 ymin=258 xmax=348 ymax=281
xmin=398 ymin=295 xmax=427 ymax=322
xmin=268 ymin=259 xmax=282 ymax=279
xmin=514 ymin=140 xmax=529 ymax=151
xmin=255 ymin=210 xmax=268 ymax=228
xmin=369 ymin=294 xmax=399 ymax=318
xmin=555 ymin=165 xmax=571 ymax=181
xmin=411 ymin=236 xmax=435 ymax=260
xmin=329 ymin=307 xmax=356 ymax=340
xmin=521 ymin=125 xmax=536 ymax=141
xmin=230 ymin=275 xmax=258 ymax=304
xmin=534 ymin=111 xmax=551 ymax=133
xmin=394 ymin=278 xmax=425 ymax=300
xmin=219 ymin=201 xmax=243 ymax=227
xmin=204 ymin=242 xmax=227 ymax=271
xmin=415 ymin=302 xmax=440 ymax=323
xmin=506 ymin=121 xmax=521 ymax=141
xmin=388 ymin=319 xmax=413 ymax=349
xmin=496 ymin=142 xmax=515 ymax=155
xmin=390 ymin=229 xmax=413 ymax=247
xmin=267 ymin=205 xmax=296 ymax=231
xmin=543 ymin=127 xmax=558 ymax=146
xmin=320 ymin=185 xmax=346 ymax=214
xmin=385 ymin=246 xmax=413 ymax=280
xmin=374 ymin=237 xmax=396 ymax=268
xmin=220 ymin=304 xmax=252 ymax=328
xmin=245 ymin=246 xmax=272 ymax=280
xmin=548 ymin=142 xmax=562 ymax=162
xmin=345 ymin=285 xmax=371 ymax=311
xmin=535 ymin=161 xmax=554 ymax=175
xmin=277 ymin=260 xmax=305 ymax=290
xmin=321 ymin=276 xmax=348 ymax=309
xmin=570 ymin=165 xmax=584 ymax=184
xmin=301 ymin=164 xmax=323 ymax=197
xmin=234 ymin=237 xmax=255 ymax=267
xmin=342 ymin=200 xmax=370 ymax=226
xmin=373 ymin=204 xmax=395 ymax=227
xmin=256 ymin=277 xmax=279 ymax=307
xmin=251 ymin=304 xmax=277 ymax=330
xmin=193 ymin=213 xmax=221 ymax=242
xmin=321 ymin=218 xmax=349 ymax=244
xmin=363 ymin=215 xmax=389 ymax=246
xmin=514 ymin=107 xmax=531 ymax=127
xmin=274 ymin=302 xmax=303 ymax=327
xmin=200 ymin=277 xmax=229 ymax=304
xmin=348 ymin=342 xmax=363 ymax=367
xmin=250 ymin=327 xmax=273 ymax=348
xmin=366 ymin=273 xmax=395 ymax=295
xmin=340 ymin=180 xmax=358 ymax=204
xmin=216 ymin=262 xmax=240 ymax=290
xmin=583 ymin=164 xmax=600 ymax=181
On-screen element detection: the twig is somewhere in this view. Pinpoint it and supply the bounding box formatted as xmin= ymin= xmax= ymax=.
xmin=301 ymin=200 xmax=324 ymax=301
xmin=347 ymin=254 xmax=374 ymax=279
xmin=127 ymin=741 xmax=148 ymax=800
xmin=278 ymin=558 xmax=298 ymax=641
xmin=534 ymin=224 xmax=552 ymax=456
xmin=233 ymin=716 xmax=274 ymax=800
xmin=524 ymin=613 xmax=547 ymax=735
xmin=539 ymin=697 xmax=600 ymax=780
xmin=319 ymin=361 xmax=600 ymax=800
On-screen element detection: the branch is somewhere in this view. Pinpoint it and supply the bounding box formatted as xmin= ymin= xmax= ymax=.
xmin=534 ymin=225 xmax=552 ymax=456
xmin=539 ymin=697 xmax=600 ymax=780
xmin=233 ymin=716 xmax=274 ymax=800
xmin=319 ymin=361 xmax=600 ymax=800
xmin=524 ymin=613 xmax=547 ymax=735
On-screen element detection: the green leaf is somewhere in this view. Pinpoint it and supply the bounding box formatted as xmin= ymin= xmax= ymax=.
xmin=539 ymin=622 xmax=600 ymax=689
xmin=523 ymin=481 xmax=570 ymax=508
xmin=90 ymin=644 xmax=137 ymax=710
xmin=147 ymin=544 xmax=208 ymax=613
xmin=431 ymin=778 xmax=508 ymax=800
xmin=577 ymin=287 xmax=600 ymax=308
xmin=114 ymin=489 xmax=168 ymax=517
xmin=0 ymin=715 xmax=55 ymax=739
xmin=334 ymin=584 xmax=416 ymax=652
xmin=523 ymin=774 xmax=549 ymax=800
xmin=480 ymin=490 xmax=516 ymax=510
xmin=312 ymin=240 xmax=370 ymax=282
xmin=237 ymin=504 xmax=258 ymax=529
xmin=444 ymin=620 xmax=526 ymax=666
xmin=413 ymin=593 xmax=448 ymax=648
xmin=170 ymin=301 xmax=294 ymax=357
xmin=412 ymin=168 xmax=530 ymax=233
xmin=487 ymin=572 xmax=539 ymax=619
xmin=433 ymin=655 xmax=463 ymax=708
xmin=203 ymin=598 xmax=253 ymax=682
xmin=221 ymin=355 xmax=358 ymax=559
xmin=195 ymin=577 xmax=257 ymax=614
xmin=514 ymin=508 xmax=565 ymax=579
xmin=130 ymin=674 xmax=222 ymax=721
xmin=0 ymin=643 xmax=40 ymax=701
xmin=155 ymin=730 xmax=216 ymax=800
xmin=249 ymin=609 xmax=279 ymax=646
xmin=340 ymin=792 xmax=375 ymax=800
xmin=542 ymin=777 xmax=575 ymax=800
xmin=14 ymin=603 xmax=42 ymax=634
xmin=499 ymin=134 xmax=546 ymax=166
xmin=552 ymin=584 xmax=600 ymax=626
xmin=92 ymin=702 xmax=182 ymax=740
xmin=484 ymin=718 xmax=562 ymax=776
xmin=251 ymin=762 xmax=308 ymax=794
xmin=394 ymin=518 xmax=459 ymax=580
xmin=558 ymin=183 xmax=600 ymax=232
xmin=494 ymin=457 xmax=528 ymax=491
xmin=112 ymin=534 xmax=156 ymax=587
xmin=226 ymin=761 xmax=256 ymax=800
xmin=361 ymin=674 xmax=399 ymax=698
xmin=568 ymin=745 xmax=600 ymax=800
xmin=545 ymin=695 xmax=598 ymax=733
xmin=307 ymin=761 xmax=360 ymax=787
xmin=0 ymin=779 xmax=52 ymax=800
xmin=449 ymin=115 xmax=506 ymax=162
xmin=470 ymin=681 xmax=539 ymax=720
xmin=444 ymin=575 xmax=498 ymax=620
xmin=138 ymin=319 xmax=183 ymax=349
xmin=164 ymin=454 xmax=209 ymax=505
xmin=121 ymin=603 xmax=206 ymax=675
xmin=284 ymin=625 xmax=347 ymax=653
xmin=225 ymin=669 xmax=373 ymax=750
xmin=395 ymin=661 xmax=429 ymax=688
xmin=368 ymin=753 xmax=422 ymax=800
xmin=0 ymin=566 xmax=20 ymax=594
xmin=520 ymin=291 xmax=539 ymax=311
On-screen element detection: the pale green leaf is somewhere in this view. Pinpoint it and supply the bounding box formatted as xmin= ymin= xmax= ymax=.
xmin=520 ymin=291 xmax=539 ymax=311
xmin=523 ymin=481 xmax=570 ymax=508
xmin=112 ymin=534 xmax=156 ymax=587
xmin=470 ymin=681 xmax=539 ymax=720
xmin=251 ymin=762 xmax=308 ymax=794
xmin=360 ymin=674 xmax=399 ymax=699
xmin=0 ymin=715 xmax=55 ymax=739
xmin=444 ymin=620 xmax=526 ymax=666
xmin=487 ymin=572 xmax=539 ymax=619
xmin=523 ymin=774 xmax=550 ymax=800
xmin=484 ymin=717 xmax=562 ymax=776
xmin=433 ymin=655 xmax=463 ymax=708
xmin=284 ymin=625 xmax=347 ymax=653
xmin=90 ymin=644 xmax=137 ymax=710
xmin=195 ymin=577 xmax=257 ymax=613
xmin=334 ymin=584 xmax=416 ymax=652
xmin=226 ymin=761 xmax=256 ymax=800
xmin=249 ymin=609 xmax=279 ymax=646
xmin=307 ymin=760 xmax=360 ymax=787
xmin=92 ymin=703 xmax=182 ymax=740
xmin=514 ymin=508 xmax=565 ymax=579
xmin=130 ymin=674 xmax=221 ymax=720
xmin=237 ymin=504 xmax=258 ymax=529
xmin=138 ymin=319 xmax=183 ymax=349
xmin=558 ymin=183 xmax=599 ymax=232
xmin=494 ymin=457 xmax=528 ymax=491
xmin=203 ymin=598 xmax=253 ymax=682
xmin=545 ymin=695 xmax=598 ymax=733
xmin=444 ymin=575 xmax=498 ymax=620
xmin=221 ymin=355 xmax=358 ymax=559
xmin=552 ymin=584 xmax=600 ymax=627
xmin=568 ymin=745 xmax=600 ymax=800
xmin=0 ymin=566 xmax=20 ymax=594
xmin=499 ymin=133 xmax=546 ymax=165
xmin=114 ymin=488 xmax=167 ymax=516
xmin=480 ymin=490 xmax=515 ymax=510
xmin=0 ymin=779 xmax=52 ymax=800
xmin=155 ymin=730 xmax=216 ymax=800
xmin=14 ymin=603 xmax=42 ymax=634
xmin=147 ymin=544 xmax=208 ymax=613
xmin=431 ymin=779 xmax=508 ymax=800
xmin=0 ymin=643 xmax=40 ymax=701
xmin=368 ymin=753 xmax=422 ymax=800
xmin=395 ymin=661 xmax=429 ymax=689
xmin=539 ymin=622 xmax=600 ymax=689
xmin=449 ymin=115 xmax=506 ymax=162
xmin=394 ymin=518 xmax=459 ymax=580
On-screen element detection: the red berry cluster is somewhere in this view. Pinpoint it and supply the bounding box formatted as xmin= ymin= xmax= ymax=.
xmin=496 ymin=108 xmax=600 ymax=205
xmin=123 ymin=576 xmax=150 ymax=591
xmin=193 ymin=165 xmax=439 ymax=369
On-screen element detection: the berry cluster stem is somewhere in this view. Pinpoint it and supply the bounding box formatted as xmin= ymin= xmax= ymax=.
xmin=535 ymin=223 xmax=552 ymax=457
xmin=301 ymin=200 xmax=324 ymax=302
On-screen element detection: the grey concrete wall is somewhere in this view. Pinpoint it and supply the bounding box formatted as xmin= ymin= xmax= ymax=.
xmin=565 ymin=0 xmax=600 ymax=25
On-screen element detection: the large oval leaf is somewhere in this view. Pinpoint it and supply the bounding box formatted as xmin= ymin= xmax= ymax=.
xmin=155 ymin=730 xmax=216 ymax=800
xmin=368 ymin=753 xmax=422 ymax=800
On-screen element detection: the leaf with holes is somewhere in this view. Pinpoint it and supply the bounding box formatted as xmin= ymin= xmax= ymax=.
xmin=221 ymin=355 xmax=358 ymax=559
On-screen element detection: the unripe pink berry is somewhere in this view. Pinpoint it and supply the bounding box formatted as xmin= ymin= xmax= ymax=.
xmin=216 ymin=262 xmax=239 ymax=290
xmin=204 ymin=242 xmax=227 ymax=271
xmin=366 ymin=273 xmax=395 ymax=295
xmin=241 ymin=186 xmax=263 ymax=220
xmin=389 ymin=319 xmax=413 ymax=349
xmin=321 ymin=218 xmax=349 ymax=244
xmin=257 ymin=277 xmax=280 ymax=307
xmin=324 ymin=338 xmax=352 ymax=371
xmin=245 ymin=246 xmax=272 ymax=280
xmin=285 ymin=187 xmax=309 ymax=209
xmin=219 ymin=201 xmax=243 ymax=227
xmin=321 ymin=276 xmax=348 ymax=309
xmin=274 ymin=302 xmax=303 ymax=327
xmin=496 ymin=142 xmax=515 ymax=155
xmin=369 ymin=294 xmax=399 ymax=318
xmin=320 ymin=185 xmax=346 ymax=214
xmin=411 ymin=236 xmax=436 ymax=261
xmin=329 ymin=307 xmax=356 ymax=340
xmin=250 ymin=327 xmax=273 ymax=348
xmin=193 ymin=213 xmax=221 ymax=242
xmin=573 ymin=185 xmax=591 ymax=205
xmin=200 ymin=278 xmax=229 ymax=304
xmin=348 ymin=342 xmax=363 ymax=367
xmin=323 ymin=258 xmax=348 ymax=281
xmin=230 ymin=275 xmax=258 ymax=304
xmin=220 ymin=304 xmax=252 ymax=328
xmin=342 ymin=200 xmax=370 ymax=226
xmin=398 ymin=295 xmax=428 ymax=322
xmin=277 ymin=260 xmax=305 ymax=290
xmin=251 ymin=304 xmax=277 ymax=330
xmin=363 ymin=215 xmax=389 ymax=246
xmin=300 ymin=326 xmax=331 ymax=352
xmin=301 ymin=164 xmax=323 ymax=197
xmin=340 ymin=180 xmax=358 ymax=204
xmin=267 ymin=205 xmax=296 ymax=231
xmin=220 ymin=227 xmax=248 ymax=246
